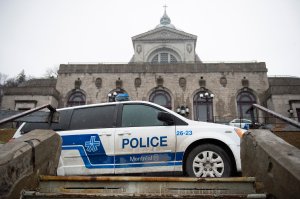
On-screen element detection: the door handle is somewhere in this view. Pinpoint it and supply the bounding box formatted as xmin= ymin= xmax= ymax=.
xmin=117 ymin=132 xmax=131 ymax=136
xmin=100 ymin=133 xmax=112 ymax=136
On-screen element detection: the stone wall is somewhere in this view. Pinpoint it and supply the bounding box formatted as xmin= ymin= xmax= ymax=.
xmin=266 ymin=94 xmax=300 ymax=119
xmin=56 ymin=62 xmax=269 ymax=120
xmin=1 ymin=95 xmax=58 ymax=110
xmin=1 ymin=80 xmax=60 ymax=110
xmin=20 ymin=79 xmax=57 ymax=88
xmin=0 ymin=130 xmax=61 ymax=199
xmin=241 ymin=130 xmax=300 ymax=199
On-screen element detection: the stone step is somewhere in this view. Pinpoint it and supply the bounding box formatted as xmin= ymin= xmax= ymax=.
xmin=21 ymin=175 xmax=267 ymax=199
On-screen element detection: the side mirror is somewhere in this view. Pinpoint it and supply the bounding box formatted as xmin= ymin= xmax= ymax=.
xmin=157 ymin=112 xmax=174 ymax=125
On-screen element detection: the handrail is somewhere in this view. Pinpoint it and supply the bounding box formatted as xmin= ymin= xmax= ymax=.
xmin=0 ymin=104 xmax=57 ymax=125
xmin=247 ymin=104 xmax=300 ymax=128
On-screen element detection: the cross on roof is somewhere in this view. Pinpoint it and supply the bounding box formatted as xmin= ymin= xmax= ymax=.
xmin=163 ymin=4 xmax=167 ymax=12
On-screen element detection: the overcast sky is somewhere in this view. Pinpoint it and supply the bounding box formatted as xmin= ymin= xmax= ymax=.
xmin=0 ymin=0 xmax=299 ymax=79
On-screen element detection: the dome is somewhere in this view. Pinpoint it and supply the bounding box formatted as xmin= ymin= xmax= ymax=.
xmin=155 ymin=6 xmax=176 ymax=29
xmin=155 ymin=23 xmax=176 ymax=29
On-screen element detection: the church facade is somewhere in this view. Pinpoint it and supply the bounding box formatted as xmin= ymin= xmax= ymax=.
xmin=1 ymin=9 xmax=299 ymax=124
xmin=55 ymin=10 xmax=269 ymax=123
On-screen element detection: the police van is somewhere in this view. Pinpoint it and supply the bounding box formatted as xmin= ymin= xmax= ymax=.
xmin=14 ymin=101 xmax=244 ymax=177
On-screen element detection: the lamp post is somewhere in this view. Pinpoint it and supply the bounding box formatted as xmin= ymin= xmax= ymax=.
xmin=199 ymin=92 xmax=214 ymax=99
xmin=176 ymin=105 xmax=189 ymax=117
xmin=288 ymin=108 xmax=294 ymax=118
xmin=199 ymin=92 xmax=214 ymax=122
xmin=108 ymin=91 xmax=118 ymax=102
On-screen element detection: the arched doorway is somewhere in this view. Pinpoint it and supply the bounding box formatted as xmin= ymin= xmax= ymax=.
xmin=149 ymin=90 xmax=172 ymax=109
xmin=107 ymin=88 xmax=128 ymax=102
xmin=67 ymin=91 xmax=86 ymax=107
xmin=193 ymin=91 xmax=214 ymax=122
xmin=237 ymin=91 xmax=257 ymax=120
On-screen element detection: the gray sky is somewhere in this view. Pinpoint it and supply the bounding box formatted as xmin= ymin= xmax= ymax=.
xmin=0 ymin=0 xmax=300 ymax=78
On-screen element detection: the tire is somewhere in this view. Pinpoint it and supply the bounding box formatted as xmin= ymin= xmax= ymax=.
xmin=185 ymin=144 xmax=233 ymax=177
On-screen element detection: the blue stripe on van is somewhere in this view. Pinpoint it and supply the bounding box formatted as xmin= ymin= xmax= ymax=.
xmin=62 ymin=134 xmax=184 ymax=169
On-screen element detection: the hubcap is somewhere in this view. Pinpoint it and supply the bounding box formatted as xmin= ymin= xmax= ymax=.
xmin=192 ymin=150 xmax=224 ymax=177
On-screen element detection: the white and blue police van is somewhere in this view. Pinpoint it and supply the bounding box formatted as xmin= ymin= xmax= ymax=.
xmin=14 ymin=100 xmax=244 ymax=177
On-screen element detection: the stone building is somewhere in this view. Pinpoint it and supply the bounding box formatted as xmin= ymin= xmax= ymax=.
xmin=56 ymin=62 xmax=269 ymax=122
xmin=55 ymin=10 xmax=269 ymax=123
xmin=1 ymin=79 xmax=59 ymax=111
xmin=265 ymin=77 xmax=300 ymax=121
xmin=130 ymin=8 xmax=200 ymax=63
xmin=1 ymin=9 xmax=299 ymax=124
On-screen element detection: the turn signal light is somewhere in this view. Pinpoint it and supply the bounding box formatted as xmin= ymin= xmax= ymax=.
xmin=235 ymin=128 xmax=245 ymax=138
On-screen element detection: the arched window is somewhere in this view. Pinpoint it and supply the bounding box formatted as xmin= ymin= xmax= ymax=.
xmin=193 ymin=91 xmax=214 ymax=122
xmin=237 ymin=91 xmax=256 ymax=120
xmin=149 ymin=90 xmax=172 ymax=109
xmin=148 ymin=48 xmax=181 ymax=64
xmin=151 ymin=52 xmax=178 ymax=64
xmin=67 ymin=91 xmax=86 ymax=107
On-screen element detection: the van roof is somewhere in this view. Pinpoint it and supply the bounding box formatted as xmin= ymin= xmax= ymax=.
xmin=57 ymin=101 xmax=158 ymax=111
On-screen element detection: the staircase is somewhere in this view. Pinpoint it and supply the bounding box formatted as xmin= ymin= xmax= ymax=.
xmin=21 ymin=175 xmax=267 ymax=199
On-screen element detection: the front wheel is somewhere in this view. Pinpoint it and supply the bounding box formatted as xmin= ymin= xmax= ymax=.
xmin=185 ymin=144 xmax=233 ymax=177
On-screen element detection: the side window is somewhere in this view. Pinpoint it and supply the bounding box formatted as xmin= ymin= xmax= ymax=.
xmin=70 ymin=105 xmax=115 ymax=130
xmin=20 ymin=109 xmax=71 ymax=134
xmin=242 ymin=119 xmax=250 ymax=123
xmin=122 ymin=104 xmax=164 ymax=127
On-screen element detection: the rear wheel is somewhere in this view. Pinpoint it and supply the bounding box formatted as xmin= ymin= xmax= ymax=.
xmin=185 ymin=144 xmax=233 ymax=177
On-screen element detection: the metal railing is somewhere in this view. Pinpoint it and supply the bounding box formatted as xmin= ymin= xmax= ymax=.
xmin=247 ymin=104 xmax=300 ymax=129
xmin=0 ymin=104 xmax=58 ymax=125
xmin=206 ymin=114 xmax=299 ymax=131
xmin=212 ymin=116 xmax=299 ymax=124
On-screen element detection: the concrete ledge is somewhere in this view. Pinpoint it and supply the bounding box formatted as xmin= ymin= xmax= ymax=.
xmin=241 ymin=130 xmax=300 ymax=199
xmin=3 ymin=87 xmax=60 ymax=100
xmin=0 ymin=130 xmax=61 ymax=199
xmin=58 ymin=62 xmax=267 ymax=74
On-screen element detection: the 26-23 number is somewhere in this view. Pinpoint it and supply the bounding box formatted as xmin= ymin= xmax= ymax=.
xmin=176 ymin=130 xmax=192 ymax=136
